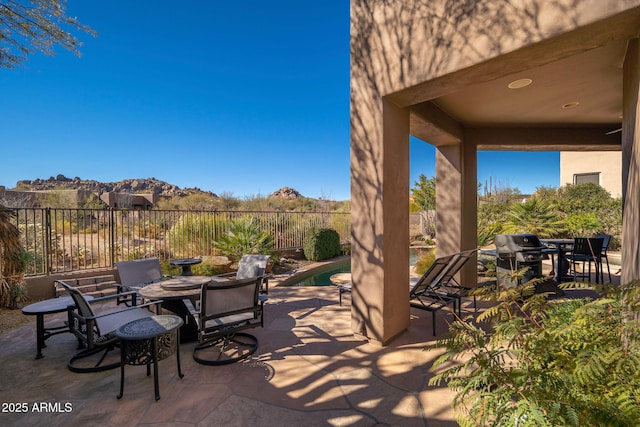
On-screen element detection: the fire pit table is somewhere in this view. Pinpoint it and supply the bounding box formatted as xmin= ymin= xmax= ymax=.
xmin=170 ymin=258 xmax=202 ymax=276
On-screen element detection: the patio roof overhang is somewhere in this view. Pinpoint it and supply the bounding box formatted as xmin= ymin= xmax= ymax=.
xmin=388 ymin=10 xmax=640 ymax=150
xmin=349 ymin=1 xmax=640 ymax=345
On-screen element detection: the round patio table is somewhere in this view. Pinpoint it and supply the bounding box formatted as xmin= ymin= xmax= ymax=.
xmin=329 ymin=273 xmax=352 ymax=285
xmin=330 ymin=273 xmax=352 ymax=306
xmin=540 ymin=238 xmax=574 ymax=283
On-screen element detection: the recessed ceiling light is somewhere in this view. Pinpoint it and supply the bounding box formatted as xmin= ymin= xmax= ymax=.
xmin=562 ymin=102 xmax=580 ymax=109
xmin=507 ymin=78 xmax=533 ymax=89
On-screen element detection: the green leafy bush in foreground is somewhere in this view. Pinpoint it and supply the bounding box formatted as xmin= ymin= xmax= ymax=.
xmin=429 ymin=276 xmax=640 ymax=426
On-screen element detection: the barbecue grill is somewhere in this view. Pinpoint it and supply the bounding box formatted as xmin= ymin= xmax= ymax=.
xmin=494 ymin=234 xmax=547 ymax=287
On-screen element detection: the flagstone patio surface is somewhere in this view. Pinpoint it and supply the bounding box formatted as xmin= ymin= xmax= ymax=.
xmin=0 ymin=260 xmax=619 ymax=427
xmin=0 ymin=283 xmax=464 ymax=427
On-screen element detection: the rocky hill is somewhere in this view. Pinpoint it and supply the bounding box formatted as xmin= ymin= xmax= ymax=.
xmin=13 ymin=175 xmax=306 ymax=200
xmin=14 ymin=175 xmax=214 ymax=198
xmin=269 ymin=186 xmax=302 ymax=199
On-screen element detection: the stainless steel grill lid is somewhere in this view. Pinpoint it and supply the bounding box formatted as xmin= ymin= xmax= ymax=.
xmin=495 ymin=234 xmax=545 ymax=254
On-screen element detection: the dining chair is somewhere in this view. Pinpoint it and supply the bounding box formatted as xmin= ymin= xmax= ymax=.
xmin=568 ymin=237 xmax=604 ymax=283
xmin=595 ymin=233 xmax=612 ymax=283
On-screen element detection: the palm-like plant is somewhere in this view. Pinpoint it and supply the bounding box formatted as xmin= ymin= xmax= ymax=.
xmin=214 ymin=217 xmax=275 ymax=262
xmin=0 ymin=206 xmax=28 ymax=308
xmin=504 ymin=198 xmax=564 ymax=237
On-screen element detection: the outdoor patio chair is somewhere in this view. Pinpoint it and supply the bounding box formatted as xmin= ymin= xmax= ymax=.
xmin=422 ymin=249 xmax=479 ymax=314
xmin=568 ymin=237 xmax=604 ymax=283
xmin=215 ymin=254 xmax=271 ymax=294
xmin=595 ymin=233 xmax=612 ymax=282
xmin=409 ymin=252 xmax=461 ymax=336
xmin=56 ymin=280 xmax=161 ymax=373
xmin=184 ymin=276 xmax=265 ymax=365
xmin=335 ymin=253 xmax=456 ymax=307
xmin=115 ymin=257 xmax=169 ymax=305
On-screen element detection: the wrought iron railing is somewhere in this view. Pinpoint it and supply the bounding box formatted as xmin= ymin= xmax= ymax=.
xmin=4 ymin=208 xmax=350 ymax=276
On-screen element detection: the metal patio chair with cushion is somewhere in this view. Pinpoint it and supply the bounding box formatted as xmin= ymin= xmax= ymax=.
xmin=185 ymin=276 xmax=266 ymax=365
xmin=115 ymin=257 xmax=169 ymax=305
xmin=568 ymin=237 xmax=604 ymax=283
xmin=56 ymin=280 xmax=161 ymax=373
xmin=595 ymin=233 xmax=613 ymax=283
xmin=216 ymin=254 xmax=271 ymax=294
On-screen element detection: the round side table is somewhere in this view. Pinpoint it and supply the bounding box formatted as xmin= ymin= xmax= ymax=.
xmin=115 ymin=315 xmax=184 ymax=401
xmin=330 ymin=273 xmax=352 ymax=306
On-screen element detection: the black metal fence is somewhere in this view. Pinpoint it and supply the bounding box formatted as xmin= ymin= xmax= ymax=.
xmin=5 ymin=208 xmax=351 ymax=277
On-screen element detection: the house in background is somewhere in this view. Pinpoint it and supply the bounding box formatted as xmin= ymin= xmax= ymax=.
xmin=560 ymin=151 xmax=622 ymax=198
xmin=99 ymin=192 xmax=158 ymax=209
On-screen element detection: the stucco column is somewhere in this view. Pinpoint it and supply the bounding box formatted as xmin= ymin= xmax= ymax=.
xmin=350 ymin=98 xmax=410 ymax=345
xmin=435 ymin=142 xmax=478 ymax=287
xmin=622 ymin=38 xmax=640 ymax=284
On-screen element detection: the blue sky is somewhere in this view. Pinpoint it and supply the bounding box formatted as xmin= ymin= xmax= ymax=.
xmin=0 ymin=1 xmax=559 ymax=201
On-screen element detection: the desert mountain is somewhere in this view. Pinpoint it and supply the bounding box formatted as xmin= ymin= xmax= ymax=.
xmin=13 ymin=175 xmax=305 ymax=199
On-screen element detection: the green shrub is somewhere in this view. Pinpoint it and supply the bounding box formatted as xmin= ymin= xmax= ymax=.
xmin=303 ymin=228 xmax=340 ymax=261
xmin=413 ymin=248 xmax=436 ymax=275
xmin=214 ymin=217 xmax=275 ymax=262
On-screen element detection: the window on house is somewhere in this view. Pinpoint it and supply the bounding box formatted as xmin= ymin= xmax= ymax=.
xmin=574 ymin=172 xmax=600 ymax=185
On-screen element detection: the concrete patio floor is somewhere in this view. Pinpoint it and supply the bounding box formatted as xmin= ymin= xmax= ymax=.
xmin=0 ymin=283 xmax=465 ymax=427
xmin=0 ymin=259 xmax=620 ymax=427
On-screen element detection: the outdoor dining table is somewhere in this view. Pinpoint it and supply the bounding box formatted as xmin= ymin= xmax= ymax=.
xmin=138 ymin=276 xmax=211 ymax=342
xmin=540 ymin=238 xmax=574 ymax=283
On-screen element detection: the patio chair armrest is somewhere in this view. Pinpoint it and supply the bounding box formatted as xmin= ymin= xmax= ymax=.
xmin=90 ymin=290 xmax=137 ymax=304
xmin=215 ymin=272 xmax=236 ymax=279
xmin=183 ymin=298 xmax=199 ymax=317
xmin=73 ymin=300 xmax=163 ymax=322
xmin=112 ymin=283 xmax=134 ymax=291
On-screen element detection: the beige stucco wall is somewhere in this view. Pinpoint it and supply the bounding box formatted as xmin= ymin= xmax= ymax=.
xmin=560 ymin=151 xmax=623 ymax=197
xmin=353 ymin=0 xmax=640 ymax=105
xmin=351 ymin=0 xmax=640 ymax=343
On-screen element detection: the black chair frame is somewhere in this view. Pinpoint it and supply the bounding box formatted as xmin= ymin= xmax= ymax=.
xmin=568 ymin=237 xmax=604 ymax=284
xmin=57 ymin=280 xmax=161 ymax=373
xmin=186 ymin=276 xmax=265 ymax=366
